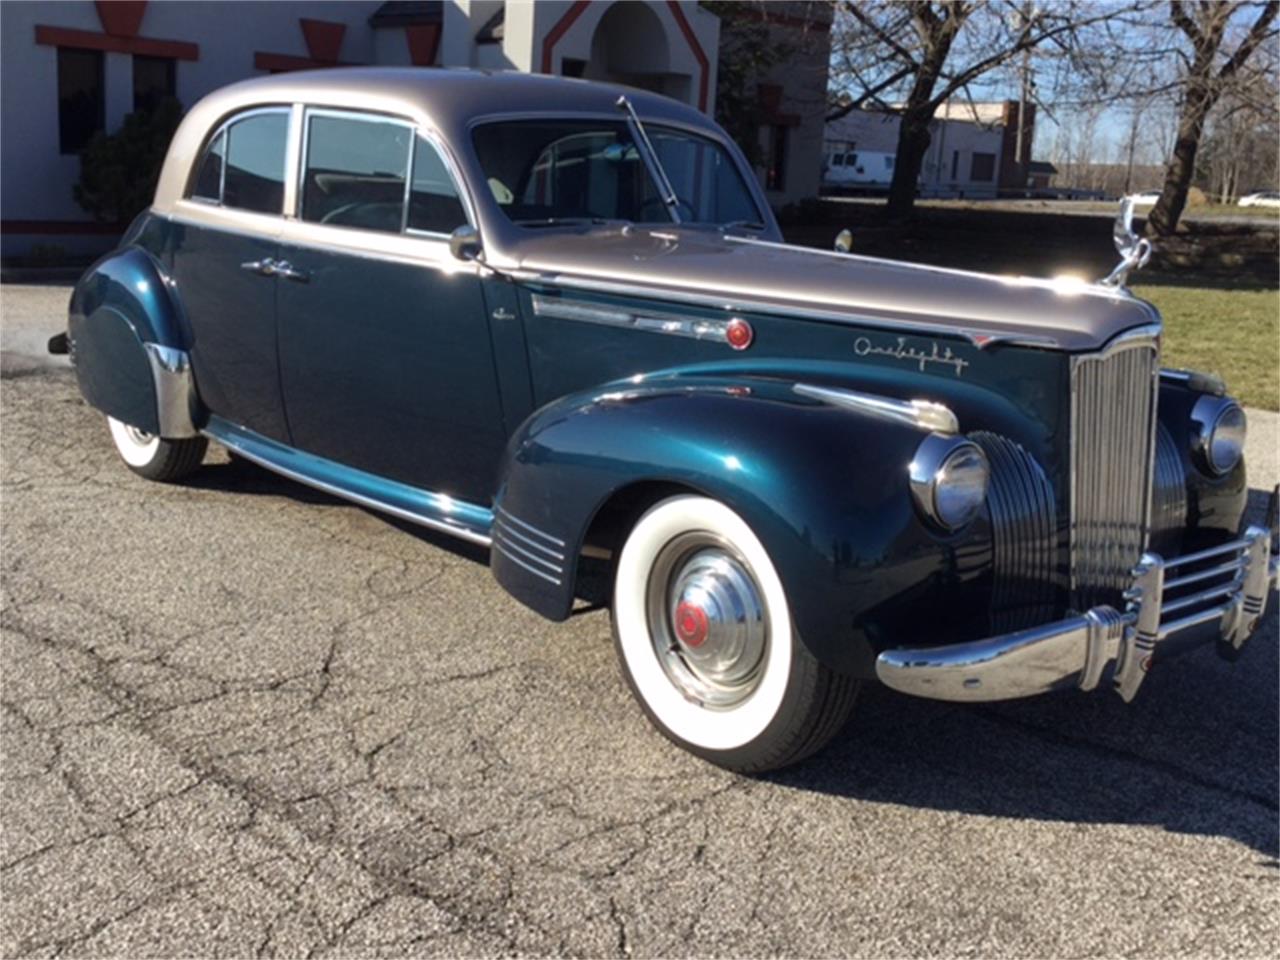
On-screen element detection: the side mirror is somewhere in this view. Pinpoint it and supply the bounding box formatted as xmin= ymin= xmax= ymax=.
xmin=449 ymin=225 xmax=482 ymax=262
xmin=833 ymin=228 xmax=853 ymax=254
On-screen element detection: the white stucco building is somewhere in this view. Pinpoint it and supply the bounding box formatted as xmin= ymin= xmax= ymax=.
xmin=1 ymin=0 xmax=721 ymax=258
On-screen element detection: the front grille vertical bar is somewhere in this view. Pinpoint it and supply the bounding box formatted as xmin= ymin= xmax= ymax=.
xmin=1070 ymin=326 xmax=1161 ymax=609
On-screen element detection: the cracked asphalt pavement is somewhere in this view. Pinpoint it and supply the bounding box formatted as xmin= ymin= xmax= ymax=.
xmin=2 ymin=283 xmax=1277 ymax=958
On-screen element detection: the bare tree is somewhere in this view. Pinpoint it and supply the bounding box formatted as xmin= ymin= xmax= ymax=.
xmin=828 ymin=0 xmax=1131 ymax=217
xmin=1147 ymin=0 xmax=1278 ymax=235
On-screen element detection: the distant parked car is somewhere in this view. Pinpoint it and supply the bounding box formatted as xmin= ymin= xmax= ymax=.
xmin=1238 ymin=191 xmax=1280 ymax=208
xmin=1130 ymin=190 xmax=1162 ymax=207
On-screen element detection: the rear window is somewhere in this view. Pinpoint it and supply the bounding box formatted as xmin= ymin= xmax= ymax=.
xmin=189 ymin=110 xmax=288 ymax=215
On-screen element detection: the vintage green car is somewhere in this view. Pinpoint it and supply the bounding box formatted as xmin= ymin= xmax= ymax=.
xmin=59 ymin=68 xmax=1276 ymax=772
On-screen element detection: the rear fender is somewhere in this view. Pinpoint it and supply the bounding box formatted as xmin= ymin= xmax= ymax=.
xmin=492 ymin=376 xmax=993 ymax=677
xmin=68 ymin=246 xmax=199 ymax=437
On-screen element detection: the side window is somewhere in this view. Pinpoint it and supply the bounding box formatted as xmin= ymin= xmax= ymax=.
xmin=191 ymin=129 xmax=224 ymax=201
xmin=223 ymin=112 xmax=288 ymax=214
xmin=301 ymin=113 xmax=411 ymax=234
xmin=407 ymin=137 xmax=467 ymax=234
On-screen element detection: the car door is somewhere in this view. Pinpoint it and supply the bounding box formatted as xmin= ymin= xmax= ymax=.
xmin=275 ymin=109 xmax=507 ymax=504
xmin=168 ymin=108 xmax=291 ymax=442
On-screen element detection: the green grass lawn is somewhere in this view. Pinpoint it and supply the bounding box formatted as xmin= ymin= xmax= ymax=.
xmin=1133 ymin=284 xmax=1280 ymax=410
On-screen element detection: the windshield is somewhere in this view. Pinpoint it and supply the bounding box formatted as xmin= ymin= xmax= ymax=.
xmin=471 ymin=119 xmax=763 ymax=228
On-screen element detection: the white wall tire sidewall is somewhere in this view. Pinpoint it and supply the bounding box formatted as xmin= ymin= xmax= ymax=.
xmin=107 ymin=416 xmax=160 ymax=468
xmin=615 ymin=495 xmax=793 ymax=752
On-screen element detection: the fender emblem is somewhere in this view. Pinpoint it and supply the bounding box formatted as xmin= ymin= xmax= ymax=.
xmin=854 ymin=336 xmax=970 ymax=378
xmin=492 ymin=307 xmax=516 ymax=321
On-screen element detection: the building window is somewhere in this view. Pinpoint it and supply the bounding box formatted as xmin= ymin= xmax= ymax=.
xmin=133 ymin=55 xmax=176 ymax=114
xmin=950 ymin=150 xmax=959 ymax=181
xmin=561 ymin=58 xmax=586 ymax=78
xmin=57 ymin=47 xmax=104 ymax=154
xmin=766 ymin=125 xmax=788 ymax=191
xmin=970 ymin=152 xmax=996 ymax=182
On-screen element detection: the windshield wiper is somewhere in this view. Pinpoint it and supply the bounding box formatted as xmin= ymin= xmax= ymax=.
xmin=615 ymin=95 xmax=682 ymax=224
xmin=721 ymin=220 xmax=766 ymax=232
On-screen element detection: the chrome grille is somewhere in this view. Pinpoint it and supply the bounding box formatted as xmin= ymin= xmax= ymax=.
xmin=1070 ymin=330 xmax=1160 ymax=608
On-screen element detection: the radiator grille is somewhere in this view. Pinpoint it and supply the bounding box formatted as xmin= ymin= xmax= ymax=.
xmin=1070 ymin=333 xmax=1160 ymax=608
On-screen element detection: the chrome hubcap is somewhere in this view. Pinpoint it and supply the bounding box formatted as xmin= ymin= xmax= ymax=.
xmin=646 ymin=534 xmax=768 ymax=708
xmin=124 ymin=425 xmax=154 ymax=445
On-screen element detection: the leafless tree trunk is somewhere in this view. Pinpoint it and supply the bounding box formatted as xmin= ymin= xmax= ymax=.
xmin=1147 ymin=0 xmax=1278 ymax=235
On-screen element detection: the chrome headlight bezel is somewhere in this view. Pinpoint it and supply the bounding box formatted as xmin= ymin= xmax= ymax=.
xmin=909 ymin=433 xmax=990 ymax=532
xmin=1191 ymin=395 xmax=1246 ymax=476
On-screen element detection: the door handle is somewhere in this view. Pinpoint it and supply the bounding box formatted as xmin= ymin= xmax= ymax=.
xmin=273 ymin=260 xmax=309 ymax=283
xmin=240 ymin=258 xmax=278 ymax=277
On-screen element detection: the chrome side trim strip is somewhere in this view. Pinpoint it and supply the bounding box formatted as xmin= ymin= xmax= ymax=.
xmin=143 ymin=343 xmax=199 ymax=438
xmin=202 ymin=416 xmax=493 ymax=546
xmin=492 ymin=529 xmax=562 ymax=575
xmin=496 ymin=505 xmax=566 ymax=547
xmin=792 ymin=383 xmax=958 ymax=434
xmin=493 ymin=541 xmax=562 ymax=585
xmin=530 ymin=293 xmax=741 ymax=346
xmin=494 ymin=520 xmax=566 ymax=561
xmin=511 ymin=269 xmax=1059 ymax=350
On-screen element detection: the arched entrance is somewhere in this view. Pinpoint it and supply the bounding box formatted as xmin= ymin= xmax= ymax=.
xmin=582 ymin=2 xmax=690 ymax=105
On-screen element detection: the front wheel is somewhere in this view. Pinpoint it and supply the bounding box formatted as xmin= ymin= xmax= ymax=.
xmin=612 ymin=495 xmax=859 ymax=773
xmin=107 ymin=416 xmax=207 ymax=482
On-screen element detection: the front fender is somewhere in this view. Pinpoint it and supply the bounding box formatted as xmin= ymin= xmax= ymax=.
xmin=492 ymin=377 xmax=994 ymax=678
xmin=68 ymin=245 xmax=199 ymax=437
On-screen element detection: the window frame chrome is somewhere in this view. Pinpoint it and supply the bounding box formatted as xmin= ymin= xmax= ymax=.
xmin=183 ymin=104 xmax=293 ymax=213
xmin=295 ymin=105 xmax=476 ymax=242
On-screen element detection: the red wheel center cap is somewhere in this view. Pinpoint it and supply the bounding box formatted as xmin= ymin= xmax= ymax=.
xmin=675 ymin=601 xmax=710 ymax=648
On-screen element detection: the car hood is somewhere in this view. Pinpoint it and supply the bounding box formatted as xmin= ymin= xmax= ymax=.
xmin=497 ymin=226 xmax=1158 ymax=352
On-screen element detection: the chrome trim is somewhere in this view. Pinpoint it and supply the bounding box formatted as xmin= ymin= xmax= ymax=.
xmin=185 ymin=105 xmax=292 ymax=206
xmin=531 ymin=293 xmax=746 ymax=347
xmin=1150 ymin=423 xmax=1188 ymax=549
xmin=793 ymin=383 xmax=958 ymax=434
xmin=491 ymin=529 xmax=561 ymax=574
xmin=143 ymin=343 xmax=199 ymax=439
xmin=495 ymin=505 xmax=566 ymax=547
xmin=877 ymin=527 xmax=1276 ymax=702
xmin=492 ymin=540 xmax=561 ymax=585
xmin=514 ymin=269 xmax=1062 ymax=350
xmin=202 ymin=416 xmax=493 ymax=546
xmin=1190 ymin=395 xmax=1246 ymax=476
xmin=972 ymin=432 xmax=1058 ymax=631
xmin=1101 ymin=196 xmax=1153 ymax=289
xmin=1069 ymin=325 xmax=1161 ymax=607
xmin=908 ymin=434 xmax=990 ymax=532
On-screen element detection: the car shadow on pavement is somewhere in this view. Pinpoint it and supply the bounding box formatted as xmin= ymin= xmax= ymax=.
xmin=190 ymin=457 xmax=1280 ymax=860
xmin=183 ymin=454 xmax=492 ymax=562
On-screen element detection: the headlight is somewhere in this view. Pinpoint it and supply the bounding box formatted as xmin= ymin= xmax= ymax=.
xmin=909 ymin=434 xmax=989 ymax=531
xmin=1191 ymin=396 xmax=1246 ymax=475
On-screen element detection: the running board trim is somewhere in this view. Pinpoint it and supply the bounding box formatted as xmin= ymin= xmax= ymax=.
xmin=203 ymin=416 xmax=493 ymax=547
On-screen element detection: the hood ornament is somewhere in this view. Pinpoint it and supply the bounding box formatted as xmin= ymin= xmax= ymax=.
xmin=1101 ymin=196 xmax=1153 ymax=289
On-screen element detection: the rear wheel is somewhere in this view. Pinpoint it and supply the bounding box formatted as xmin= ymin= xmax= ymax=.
xmin=612 ymin=495 xmax=859 ymax=773
xmin=107 ymin=416 xmax=206 ymax=482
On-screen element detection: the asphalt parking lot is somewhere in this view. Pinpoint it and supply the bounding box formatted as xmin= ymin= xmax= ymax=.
xmin=2 ymin=283 xmax=1277 ymax=958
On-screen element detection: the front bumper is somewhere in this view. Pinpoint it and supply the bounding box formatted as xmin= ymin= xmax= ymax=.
xmin=876 ymin=526 xmax=1278 ymax=702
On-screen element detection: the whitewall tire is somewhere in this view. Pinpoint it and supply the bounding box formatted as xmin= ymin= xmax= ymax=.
xmin=106 ymin=416 xmax=207 ymax=482
xmin=612 ymin=495 xmax=859 ymax=772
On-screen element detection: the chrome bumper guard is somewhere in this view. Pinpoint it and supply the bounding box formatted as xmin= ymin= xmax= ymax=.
xmin=876 ymin=526 xmax=1278 ymax=703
